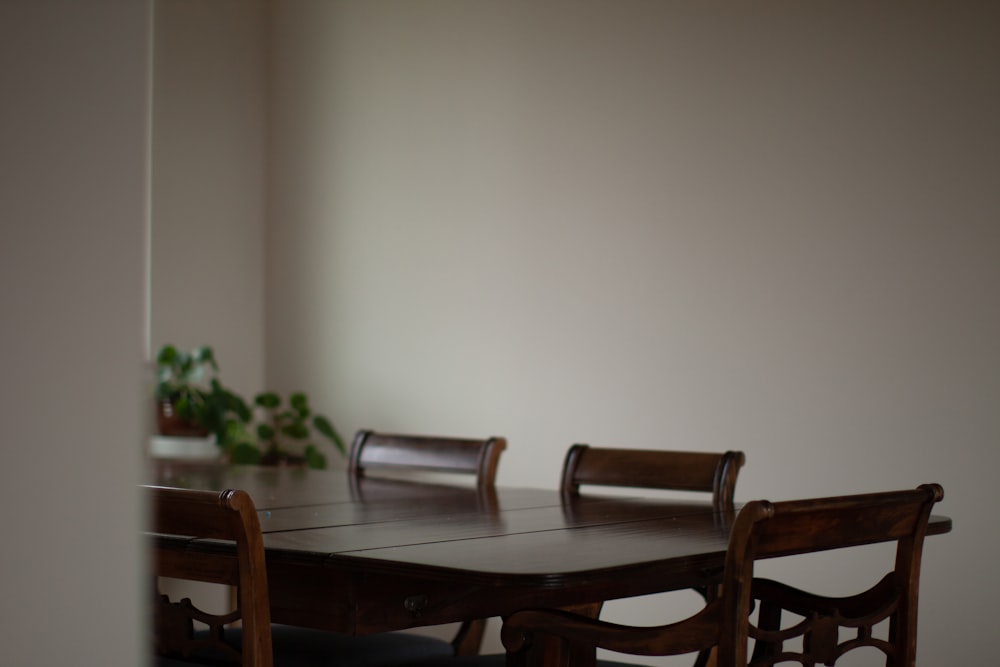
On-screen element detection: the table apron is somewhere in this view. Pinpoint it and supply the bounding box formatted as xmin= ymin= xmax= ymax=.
xmin=267 ymin=556 xmax=725 ymax=634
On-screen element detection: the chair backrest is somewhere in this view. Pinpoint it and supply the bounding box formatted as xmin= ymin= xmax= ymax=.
xmin=502 ymin=483 xmax=943 ymax=667
xmin=560 ymin=444 xmax=746 ymax=510
xmin=727 ymin=483 xmax=945 ymax=667
xmin=146 ymin=485 xmax=273 ymax=667
xmin=348 ymin=429 xmax=507 ymax=489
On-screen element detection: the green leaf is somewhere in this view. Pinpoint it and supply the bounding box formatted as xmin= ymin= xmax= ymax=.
xmin=312 ymin=415 xmax=335 ymax=438
xmin=174 ymin=394 xmax=193 ymax=419
xmin=282 ymin=422 xmax=309 ymax=440
xmin=304 ymin=444 xmax=327 ymax=469
xmin=156 ymin=345 xmax=178 ymax=366
xmin=290 ymin=392 xmax=308 ymax=416
xmin=177 ymin=352 xmax=193 ymax=377
xmin=331 ymin=431 xmax=346 ymax=455
xmin=257 ymin=423 xmax=275 ymax=440
xmin=230 ymin=394 xmax=252 ymax=422
xmin=193 ymin=345 xmax=219 ymax=372
xmin=230 ymin=443 xmax=261 ymax=465
xmin=312 ymin=416 xmax=346 ymax=455
xmin=221 ymin=419 xmax=248 ymax=446
xmin=255 ymin=392 xmax=281 ymax=409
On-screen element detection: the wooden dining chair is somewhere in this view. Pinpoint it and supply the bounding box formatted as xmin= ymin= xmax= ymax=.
xmin=243 ymin=430 xmax=507 ymax=667
xmin=558 ymin=444 xmax=745 ymax=666
xmin=156 ymin=484 xmax=483 ymax=667
xmin=150 ymin=485 xmax=461 ymax=667
xmin=147 ymin=485 xmax=273 ymax=667
xmin=349 ymin=429 xmax=507 ymax=492
xmin=497 ymin=483 xmax=944 ymax=667
xmin=561 ymin=444 xmax=746 ymax=510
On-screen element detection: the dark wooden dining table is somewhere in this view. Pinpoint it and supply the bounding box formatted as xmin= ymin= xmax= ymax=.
xmin=148 ymin=461 xmax=952 ymax=661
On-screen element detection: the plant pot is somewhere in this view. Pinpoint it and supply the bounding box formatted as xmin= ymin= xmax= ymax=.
xmin=156 ymin=399 xmax=210 ymax=438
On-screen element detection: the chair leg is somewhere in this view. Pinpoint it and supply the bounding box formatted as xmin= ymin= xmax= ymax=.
xmin=749 ymin=602 xmax=782 ymax=663
xmin=693 ymin=646 xmax=715 ymax=667
xmin=453 ymin=619 xmax=488 ymax=656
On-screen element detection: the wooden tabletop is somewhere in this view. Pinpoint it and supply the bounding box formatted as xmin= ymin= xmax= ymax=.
xmin=149 ymin=462 xmax=951 ymax=635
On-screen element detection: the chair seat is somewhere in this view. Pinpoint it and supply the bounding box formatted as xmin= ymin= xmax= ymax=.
xmin=211 ymin=625 xmax=458 ymax=667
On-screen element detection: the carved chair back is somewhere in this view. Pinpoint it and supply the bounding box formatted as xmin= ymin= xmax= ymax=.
xmin=734 ymin=483 xmax=944 ymax=666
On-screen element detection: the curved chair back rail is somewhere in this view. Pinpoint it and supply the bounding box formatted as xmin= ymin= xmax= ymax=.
xmin=349 ymin=429 xmax=507 ymax=489
xmin=561 ymin=444 xmax=746 ymax=510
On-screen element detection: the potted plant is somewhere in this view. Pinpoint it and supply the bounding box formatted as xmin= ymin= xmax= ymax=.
xmin=155 ymin=344 xmax=252 ymax=441
xmin=221 ymin=391 xmax=346 ymax=468
xmin=155 ymin=343 xmax=344 ymax=468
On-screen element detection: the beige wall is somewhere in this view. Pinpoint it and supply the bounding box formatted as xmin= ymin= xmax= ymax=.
xmin=0 ymin=0 xmax=150 ymax=664
xmin=151 ymin=0 xmax=268 ymax=397
xmin=150 ymin=1 xmax=999 ymax=663
xmin=264 ymin=2 xmax=999 ymax=663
